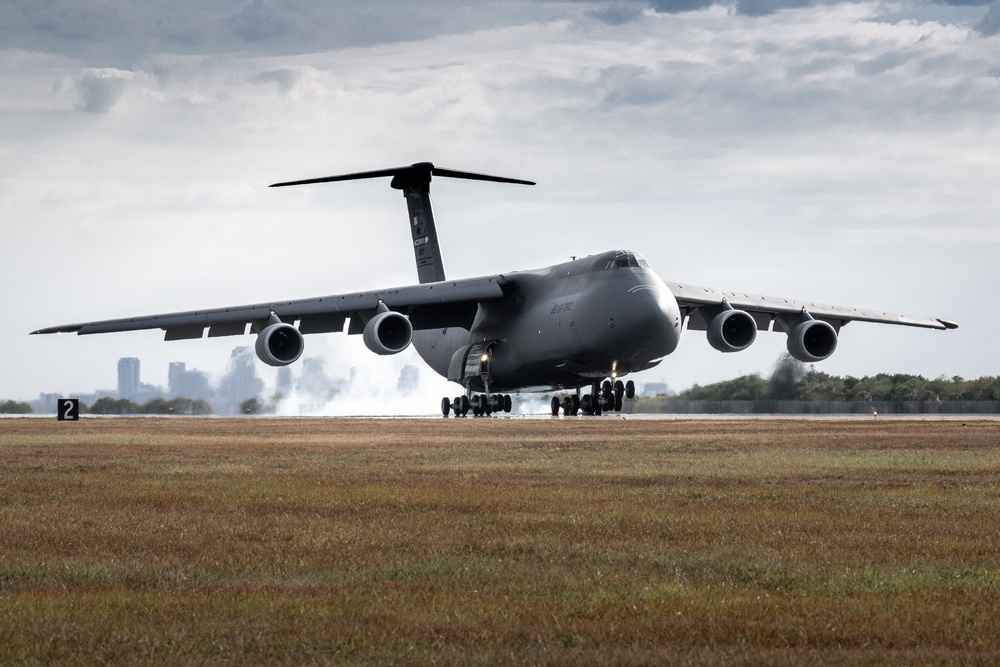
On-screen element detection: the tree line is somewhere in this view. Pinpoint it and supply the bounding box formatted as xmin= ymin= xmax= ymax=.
xmin=672 ymin=355 xmax=999 ymax=403
xmin=80 ymin=397 xmax=213 ymax=415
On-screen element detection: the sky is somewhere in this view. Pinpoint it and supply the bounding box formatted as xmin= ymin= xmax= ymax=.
xmin=3 ymin=0 xmax=998 ymax=412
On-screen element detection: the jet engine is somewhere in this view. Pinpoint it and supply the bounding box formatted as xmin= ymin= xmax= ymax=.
xmin=255 ymin=321 xmax=304 ymax=367
xmin=363 ymin=310 xmax=413 ymax=355
xmin=786 ymin=319 xmax=838 ymax=362
xmin=707 ymin=309 xmax=757 ymax=353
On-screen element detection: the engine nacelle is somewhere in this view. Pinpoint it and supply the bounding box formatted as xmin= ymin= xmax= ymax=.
xmin=255 ymin=322 xmax=304 ymax=367
xmin=363 ymin=310 xmax=413 ymax=355
xmin=786 ymin=319 xmax=838 ymax=362
xmin=707 ymin=309 xmax=757 ymax=353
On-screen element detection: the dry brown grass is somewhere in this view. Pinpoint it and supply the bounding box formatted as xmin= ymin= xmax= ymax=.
xmin=1 ymin=417 xmax=998 ymax=665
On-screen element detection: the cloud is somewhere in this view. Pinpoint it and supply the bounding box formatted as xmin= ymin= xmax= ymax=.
xmin=598 ymin=65 xmax=673 ymax=107
xmin=230 ymin=0 xmax=298 ymax=42
xmin=254 ymin=68 xmax=300 ymax=94
xmin=588 ymin=2 xmax=646 ymax=24
xmin=734 ymin=0 xmax=822 ymax=17
xmin=976 ymin=1 xmax=1000 ymax=35
xmin=75 ymin=68 xmax=132 ymax=113
xmin=647 ymin=0 xmax=715 ymax=13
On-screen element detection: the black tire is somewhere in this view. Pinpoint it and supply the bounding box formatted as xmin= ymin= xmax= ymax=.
xmin=550 ymin=397 xmax=560 ymax=416
xmin=459 ymin=395 xmax=470 ymax=416
xmin=625 ymin=380 xmax=635 ymax=399
xmin=441 ymin=397 xmax=451 ymax=417
xmin=503 ymin=394 xmax=512 ymax=413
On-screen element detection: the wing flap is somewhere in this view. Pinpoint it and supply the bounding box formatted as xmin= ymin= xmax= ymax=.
xmin=164 ymin=325 xmax=206 ymax=341
xmin=298 ymin=313 xmax=347 ymax=335
xmin=208 ymin=322 xmax=248 ymax=338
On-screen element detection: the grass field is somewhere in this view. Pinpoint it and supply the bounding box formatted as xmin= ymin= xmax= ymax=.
xmin=1 ymin=417 xmax=998 ymax=665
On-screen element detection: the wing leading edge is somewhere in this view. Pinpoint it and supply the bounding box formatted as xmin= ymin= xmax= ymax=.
xmin=667 ymin=281 xmax=958 ymax=333
xmin=31 ymin=276 xmax=508 ymax=340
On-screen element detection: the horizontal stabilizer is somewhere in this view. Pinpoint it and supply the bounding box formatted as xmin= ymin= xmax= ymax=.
xmin=269 ymin=162 xmax=534 ymax=189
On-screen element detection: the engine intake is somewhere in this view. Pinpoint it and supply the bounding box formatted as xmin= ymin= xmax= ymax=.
xmin=786 ymin=319 xmax=838 ymax=362
xmin=707 ymin=309 xmax=757 ymax=353
xmin=255 ymin=321 xmax=304 ymax=367
xmin=363 ymin=310 xmax=413 ymax=355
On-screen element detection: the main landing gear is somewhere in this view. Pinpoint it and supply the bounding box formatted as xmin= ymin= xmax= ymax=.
xmin=551 ymin=380 xmax=635 ymax=416
xmin=441 ymin=393 xmax=513 ymax=417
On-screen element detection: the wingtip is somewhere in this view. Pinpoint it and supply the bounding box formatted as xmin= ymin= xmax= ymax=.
xmin=939 ymin=319 xmax=959 ymax=330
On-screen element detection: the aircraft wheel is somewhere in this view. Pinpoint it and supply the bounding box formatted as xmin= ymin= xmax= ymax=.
xmin=615 ymin=394 xmax=623 ymax=411
xmin=441 ymin=397 xmax=451 ymax=417
xmin=614 ymin=380 xmax=625 ymax=399
xmin=459 ymin=395 xmax=470 ymax=416
xmin=550 ymin=397 xmax=560 ymax=416
xmin=503 ymin=394 xmax=512 ymax=413
xmin=481 ymin=394 xmax=491 ymax=416
xmin=572 ymin=394 xmax=580 ymax=415
xmin=561 ymin=397 xmax=573 ymax=416
xmin=625 ymin=380 xmax=635 ymax=399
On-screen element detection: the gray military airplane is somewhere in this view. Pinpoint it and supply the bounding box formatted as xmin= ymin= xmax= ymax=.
xmin=33 ymin=162 xmax=958 ymax=417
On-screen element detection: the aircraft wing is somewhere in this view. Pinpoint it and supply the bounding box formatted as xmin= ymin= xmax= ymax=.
xmin=31 ymin=275 xmax=508 ymax=340
xmin=665 ymin=281 xmax=958 ymax=332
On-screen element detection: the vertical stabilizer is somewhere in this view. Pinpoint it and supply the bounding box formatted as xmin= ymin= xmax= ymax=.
xmin=270 ymin=161 xmax=533 ymax=285
xmin=391 ymin=164 xmax=446 ymax=284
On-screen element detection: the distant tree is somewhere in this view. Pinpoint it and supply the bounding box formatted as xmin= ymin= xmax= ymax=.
xmin=142 ymin=397 xmax=174 ymax=414
xmin=958 ymin=376 xmax=1000 ymax=401
xmin=797 ymin=371 xmax=846 ymax=402
xmin=90 ymin=397 xmax=140 ymax=415
xmin=678 ymin=374 xmax=769 ymax=401
xmin=240 ymin=397 xmax=264 ymax=414
xmin=674 ymin=367 xmax=1000 ymax=405
xmin=0 ymin=400 xmax=32 ymax=414
xmin=138 ymin=397 xmax=213 ymax=415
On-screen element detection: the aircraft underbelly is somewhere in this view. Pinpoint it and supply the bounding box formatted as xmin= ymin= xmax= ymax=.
xmin=412 ymin=328 xmax=469 ymax=379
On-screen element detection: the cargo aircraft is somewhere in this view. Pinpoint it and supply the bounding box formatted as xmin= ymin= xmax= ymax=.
xmin=33 ymin=162 xmax=958 ymax=416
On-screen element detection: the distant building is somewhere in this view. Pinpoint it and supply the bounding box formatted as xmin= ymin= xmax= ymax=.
xmin=168 ymin=362 xmax=212 ymax=400
xmin=397 ymin=365 xmax=419 ymax=395
xmin=215 ymin=347 xmax=263 ymax=414
xmin=642 ymin=381 xmax=673 ymax=397
xmin=117 ymin=357 xmax=140 ymax=399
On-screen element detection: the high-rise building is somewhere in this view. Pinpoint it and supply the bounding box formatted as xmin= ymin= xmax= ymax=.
xmin=168 ymin=361 xmax=211 ymax=400
xmin=216 ymin=347 xmax=264 ymax=414
xmin=117 ymin=357 xmax=140 ymax=399
xmin=397 ymin=365 xmax=419 ymax=395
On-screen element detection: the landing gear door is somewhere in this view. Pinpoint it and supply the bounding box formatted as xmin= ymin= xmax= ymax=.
xmin=464 ymin=342 xmax=488 ymax=379
xmin=447 ymin=344 xmax=474 ymax=382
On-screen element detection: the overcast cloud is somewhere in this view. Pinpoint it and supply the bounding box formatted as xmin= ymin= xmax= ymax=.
xmin=2 ymin=1 xmax=998 ymax=409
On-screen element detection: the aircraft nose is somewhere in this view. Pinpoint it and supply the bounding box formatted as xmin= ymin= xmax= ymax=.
xmin=628 ymin=285 xmax=681 ymax=356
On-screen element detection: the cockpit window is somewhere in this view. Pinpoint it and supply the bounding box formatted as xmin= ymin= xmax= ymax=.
xmin=605 ymin=253 xmax=649 ymax=270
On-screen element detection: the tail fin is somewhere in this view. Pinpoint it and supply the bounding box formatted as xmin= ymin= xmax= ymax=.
xmin=271 ymin=162 xmax=534 ymax=284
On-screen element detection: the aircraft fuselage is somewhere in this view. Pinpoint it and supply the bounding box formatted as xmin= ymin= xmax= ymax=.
xmin=413 ymin=249 xmax=682 ymax=392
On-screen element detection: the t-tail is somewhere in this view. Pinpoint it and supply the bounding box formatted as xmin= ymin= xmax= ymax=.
xmin=271 ymin=162 xmax=534 ymax=284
